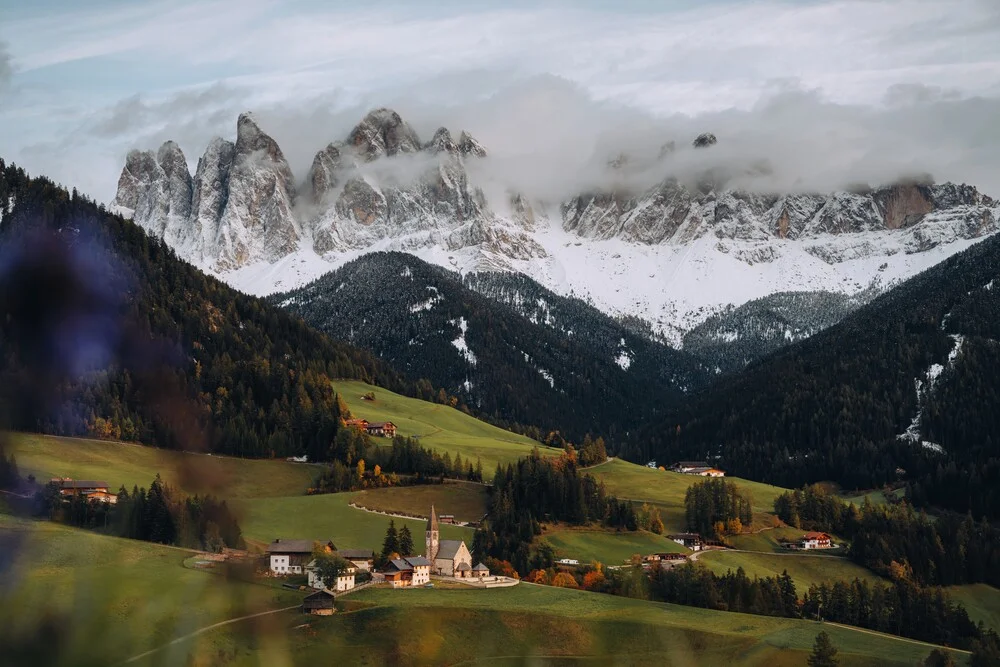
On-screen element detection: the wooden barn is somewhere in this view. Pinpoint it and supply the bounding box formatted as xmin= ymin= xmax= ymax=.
xmin=302 ymin=590 xmax=335 ymax=615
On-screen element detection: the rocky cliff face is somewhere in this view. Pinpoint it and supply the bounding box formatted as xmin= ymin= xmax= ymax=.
xmin=112 ymin=108 xmax=1000 ymax=336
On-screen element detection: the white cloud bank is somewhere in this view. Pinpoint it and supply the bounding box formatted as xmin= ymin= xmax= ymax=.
xmin=1 ymin=0 xmax=999 ymax=202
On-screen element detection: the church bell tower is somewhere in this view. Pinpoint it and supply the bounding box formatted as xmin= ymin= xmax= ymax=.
xmin=426 ymin=504 xmax=439 ymax=561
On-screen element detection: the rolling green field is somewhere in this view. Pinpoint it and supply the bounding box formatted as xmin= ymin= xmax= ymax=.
xmin=238 ymin=491 xmax=471 ymax=552
xmin=541 ymin=527 xmax=688 ymax=565
xmin=696 ymin=550 xmax=883 ymax=593
xmin=352 ymin=481 xmax=488 ymax=524
xmin=181 ymin=583 xmax=965 ymax=667
xmin=0 ymin=515 xmax=302 ymax=665
xmin=948 ymin=584 xmax=1000 ymax=632
xmin=1 ymin=513 xmax=967 ymax=667
xmin=6 ymin=432 xmax=317 ymax=499
xmin=591 ymin=459 xmax=789 ymax=532
xmin=332 ymin=380 xmax=559 ymax=477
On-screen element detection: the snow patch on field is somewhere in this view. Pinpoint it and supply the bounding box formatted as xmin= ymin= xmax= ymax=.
xmin=410 ymin=286 xmax=442 ymax=313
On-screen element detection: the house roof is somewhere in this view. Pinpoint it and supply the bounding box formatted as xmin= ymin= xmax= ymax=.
xmin=54 ymin=480 xmax=109 ymax=489
xmin=435 ymin=539 xmax=465 ymax=561
xmin=456 ymin=562 xmax=471 ymax=572
xmin=674 ymin=461 xmax=708 ymax=468
xmin=267 ymin=539 xmax=318 ymax=554
xmin=404 ymin=556 xmax=431 ymax=567
xmin=367 ymin=422 xmax=395 ymax=429
xmin=472 ymin=563 xmax=489 ymax=571
xmin=668 ymin=533 xmax=701 ymax=540
xmin=389 ymin=558 xmax=413 ymax=572
xmin=339 ymin=549 xmax=374 ymax=560
xmin=803 ymin=532 xmax=830 ymax=540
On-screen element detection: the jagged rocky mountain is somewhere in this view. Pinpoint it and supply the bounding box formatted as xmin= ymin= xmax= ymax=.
xmin=113 ymin=108 xmax=1000 ymax=343
xmin=271 ymin=252 xmax=709 ymax=442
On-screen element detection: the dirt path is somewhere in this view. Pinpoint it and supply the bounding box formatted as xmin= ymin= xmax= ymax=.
xmin=118 ymin=604 xmax=301 ymax=665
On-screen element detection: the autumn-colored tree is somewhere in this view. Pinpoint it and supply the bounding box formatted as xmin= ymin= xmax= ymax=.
xmin=582 ymin=569 xmax=606 ymax=591
xmin=888 ymin=560 xmax=913 ymax=583
xmin=485 ymin=558 xmax=520 ymax=579
xmin=526 ymin=569 xmax=549 ymax=584
xmin=714 ymin=521 xmax=726 ymax=537
xmin=356 ymin=459 xmax=365 ymax=480
xmin=551 ymin=572 xmax=579 ymax=588
xmin=726 ymin=518 xmax=743 ymax=535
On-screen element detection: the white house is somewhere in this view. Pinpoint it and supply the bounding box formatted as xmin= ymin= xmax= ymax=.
xmin=306 ymin=560 xmax=357 ymax=592
xmin=667 ymin=533 xmax=703 ymax=551
xmin=556 ymin=558 xmax=580 ymax=566
xmin=800 ymin=532 xmax=833 ymax=550
xmin=339 ymin=549 xmax=375 ymax=572
xmin=267 ymin=539 xmax=321 ymax=575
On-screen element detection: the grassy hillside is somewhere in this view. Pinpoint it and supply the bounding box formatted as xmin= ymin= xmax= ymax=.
xmin=2 ymin=515 xmax=965 ymax=667
xmin=696 ymin=550 xmax=884 ymax=592
xmin=332 ymin=380 xmax=559 ymax=477
xmin=541 ymin=527 xmax=688 ymax=565
xmin=591 ymin=459 xmax=789 ymax=532
xmin=182 ymin=584 xmax=965 ymax=667
xmin=0 ymin=515 xmax=302 ymax=665
xmin=6 ymin=432 xmax=317 ymax=499
xmin=352 ymin=482 xmax=488 ymax=524
xmin=238 ymin=491 xmax=471 ymax=552
xmin=948 ymin=584 xmax=1000 ymax=632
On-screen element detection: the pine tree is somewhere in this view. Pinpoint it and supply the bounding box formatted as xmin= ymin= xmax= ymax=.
xmin=807 ymin=631 xmax=839 ymax=667
xmin=398 ymin=524 xmax=414 ymax=556
xmin=381 ymin=519 xmax=399 ymax=558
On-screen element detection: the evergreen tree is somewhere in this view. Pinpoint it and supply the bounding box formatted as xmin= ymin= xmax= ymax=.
xmin=922 ymin=648 xmax=956 ymax=667
xmin=381 ymin=520 xmax=399 ymax=558
xmin=807 ymin=631 xmax=839 ymax=667
xmin=398 ymin=524 xmax=414 ymax=556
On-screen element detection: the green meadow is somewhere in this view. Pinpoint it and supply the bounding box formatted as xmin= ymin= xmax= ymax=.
xmin=540 ymin=527 xmax=688 ymax=565
xmin=332 ymin=379 xmax=559 ymax=477
xmin=352 ymin=481 xmax=488 ymax=524
xmin=696 ymin=550 xmax=884 ymax=593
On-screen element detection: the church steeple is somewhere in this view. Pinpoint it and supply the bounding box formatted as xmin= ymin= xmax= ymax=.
xmin=426 ymin=504 xmax=440 ymax=561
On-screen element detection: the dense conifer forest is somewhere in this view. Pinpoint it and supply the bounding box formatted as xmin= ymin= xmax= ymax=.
xmin=271 ymin=252 xmax=709 ymax=445
xmin=0 ymin=160 xmax=413 ymax=460
xmin=639 ymin=233 xmax=1000 ymax=518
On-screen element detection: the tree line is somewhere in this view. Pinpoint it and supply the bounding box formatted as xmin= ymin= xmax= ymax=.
xmin=684 ymin=477 xmax=753 ymax=538
xmin=472 ymin=449 xmax=637 ymax=574
xmin=774 ymin=484 xmax=1000 ymax=587
xmin=36 ymin=474 xmax=244 ymax=552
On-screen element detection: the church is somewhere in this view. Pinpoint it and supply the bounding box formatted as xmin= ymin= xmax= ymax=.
xmin=425 ymin=505 xmax=489 ymax=579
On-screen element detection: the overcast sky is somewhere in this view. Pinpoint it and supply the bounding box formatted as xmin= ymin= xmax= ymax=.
xmin=2 ymin=0 xmax=1000 ymax=202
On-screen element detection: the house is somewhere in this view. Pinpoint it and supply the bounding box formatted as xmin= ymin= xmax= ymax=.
xmin=668 ymin=533 xmax=703 ymax=551
xmin=302 ymin=590 xmax=336 ymax=616
xmin=439 ymin=514 xmax=456 ymax=525
xmin=646 ymin=461 xmax=657 ymax=469
xmin=472 ymin=563 xmax=490 ymax=579
xmin=381 ymin=556 xmax=431 ymax=587
xmin=344 ymin=419 xmax=369 ymax=430
xmin=800 ymin=532 xmax=833 ymax=550
xmin=50 ymin=478 xmax=117 ymax=504
xmin=669 ymin=462 xmax=725 ymax=476
xmin=365 ymin=421 xmax=397 ymax=438
xmin=267 ymin=539 xmax=336 ymax=575
xmin=306 ymin=560 xmax=357 ymax=592
xmin=556 ymin=558 xmax=580 ymax=566
xmin=425 ymin=505 xmax=480 ymax=577
xmin=339 ymin=549 xmax=375 ymax=571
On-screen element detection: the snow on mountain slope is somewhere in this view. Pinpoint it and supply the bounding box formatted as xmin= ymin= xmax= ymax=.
xmin=113 ymin=108 xmax=1000 ymax=341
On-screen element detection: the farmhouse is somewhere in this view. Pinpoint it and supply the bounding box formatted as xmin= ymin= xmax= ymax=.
xmin=381 ymin=556 xmax=431 ymax=587
xmin=365 ymin=421 xmax=397 ymax=438
xmin=800 ymin=531 xmax=833 ymax=550
xmin=50 ymin=478 xmax=117 ymax=504
xmin=668 ymin=533 xmax=703 ymax=551
xmin=339 ymin=549 xmax=375 ymax=571
xmin=302 ymin=590 xmax=336 ymax=616
xmin=266 ymin=538 xmax=336 ymax=575
xmin=439 ymin=514 xmax=456 ymax=525
xmin=306 ymin=560 xmax=357 ymax=592
xmin=669 ymin=462 xmax=725 ymax=477
xmin=425 ymin=505 xmax=488 ymax=578
xmin=344 ymin=419 xmax=369 ymax=429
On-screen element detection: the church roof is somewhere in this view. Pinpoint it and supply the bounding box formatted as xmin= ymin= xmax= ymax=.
xmin=436 ymin=539 xmax=465 ymax=561
xmin=473 ymin=563 xmax=489 ymax=571
xmin=427 ymin=505 xmax=439 ymax=533
xmin=456 ymin=562 xmax=471 ymax=572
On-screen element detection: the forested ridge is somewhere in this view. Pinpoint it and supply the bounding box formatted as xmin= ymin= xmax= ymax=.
xmin=640 ymin=232 xmax=1000 ymax=517
xmin=272 ymin=252 xmax=709 ymax=444
xmin=0 ymin=160 xmax=414 ymax=460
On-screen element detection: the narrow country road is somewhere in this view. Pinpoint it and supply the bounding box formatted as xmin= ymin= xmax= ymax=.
xmin=118 ymin=604 xmax=300 ymax=665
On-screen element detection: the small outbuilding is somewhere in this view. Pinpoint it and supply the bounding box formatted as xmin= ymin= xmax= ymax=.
xmin=302 ymin=590 xmax=336 ymax=616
